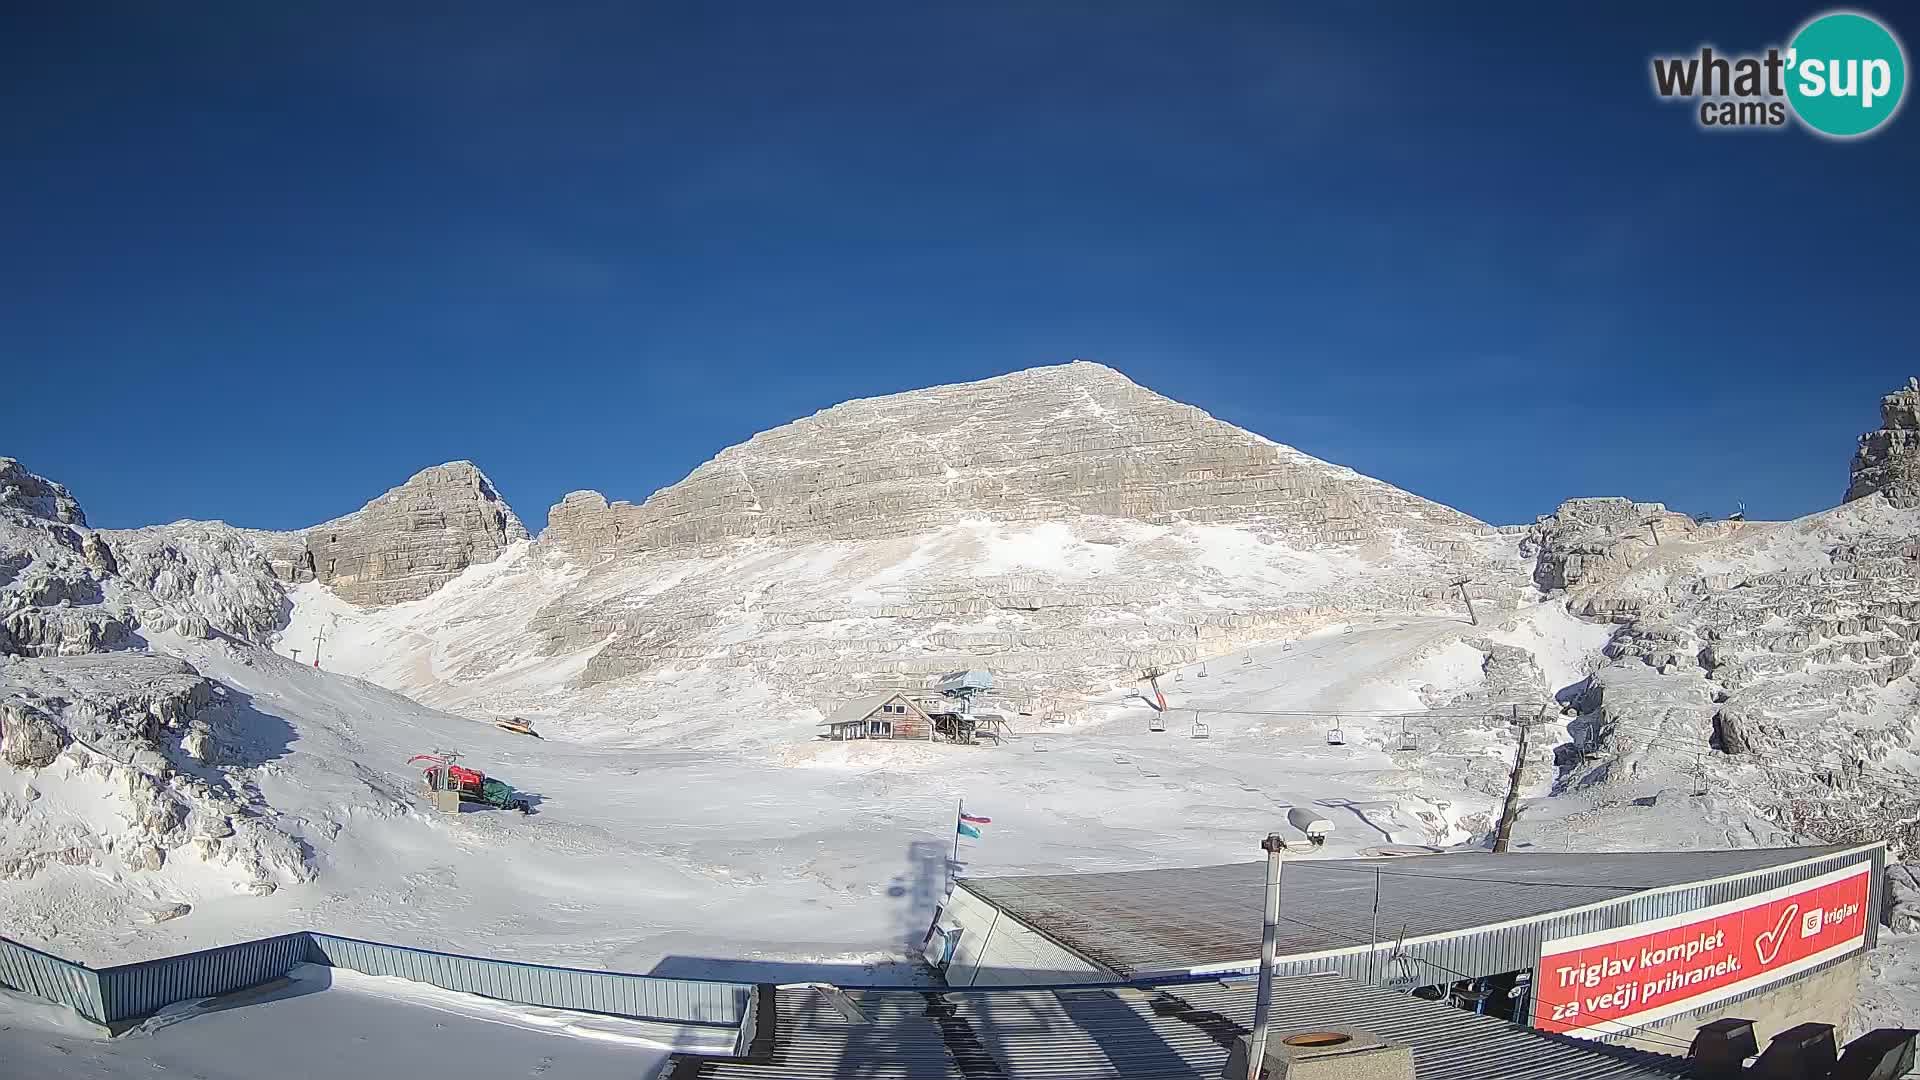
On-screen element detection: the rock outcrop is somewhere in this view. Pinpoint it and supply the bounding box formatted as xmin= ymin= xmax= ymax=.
xmin=544 ymin=362 xmax=1493 ymax=559
xmin=0 ymin=652 xmax=311 ymax=892
xmin=257 ymin=461 xmax=528 ymax=606
xmin=1549 ymin=390 xmax=1920 ymax=855
xmin=1 ymin=458 xmax=134 ymax=657
xmin=0 ymin=457 xmax=86 ymax=525
xmin=1847 ymin=377 xmax=1920 ymax=508
xmin=1522 ymin=497 xmax=1701 ymax=595
xmin=104 ymin=522 xmax=289 ymax=642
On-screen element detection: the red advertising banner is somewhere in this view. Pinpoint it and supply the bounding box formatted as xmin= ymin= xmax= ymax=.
xmin=1535 ymin=862 xmax=1871 ymax=1038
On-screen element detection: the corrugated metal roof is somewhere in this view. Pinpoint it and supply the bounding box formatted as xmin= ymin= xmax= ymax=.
xmin=961 ymin=846 xmax=1849 ymax=977
xmin=681 ymin=975 xmax=1695 ymax=1079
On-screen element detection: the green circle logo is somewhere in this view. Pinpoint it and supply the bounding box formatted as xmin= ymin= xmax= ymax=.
xmin=1786 ymin=11 xmax=1907 ymax=137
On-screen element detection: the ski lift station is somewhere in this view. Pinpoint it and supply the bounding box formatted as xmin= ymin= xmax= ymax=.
xmin=923 ymin=843 xmax=1887 ymax=1055
xmin=817 ymin=670 xmax=1014 ymax=745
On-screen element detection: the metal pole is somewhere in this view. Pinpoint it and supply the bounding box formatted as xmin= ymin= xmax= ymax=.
xmin=1492 ymin=705 xmax=1533 ymax=853
xmin=1245 ymin=834 xmax=1286 ymax=1080
xmin=1370 ymin=867 xmax=1382 ymax=984
xmin=1458 ymin=582 xmax=1479 ymax=627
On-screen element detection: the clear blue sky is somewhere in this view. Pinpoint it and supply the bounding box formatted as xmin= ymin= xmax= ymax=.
xmin=3 ymin=3 xmax=1914 ymax=531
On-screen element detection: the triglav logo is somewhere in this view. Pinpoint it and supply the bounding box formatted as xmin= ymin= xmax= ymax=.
xmin=1651 ymin=9 xmax=1907 ymax=138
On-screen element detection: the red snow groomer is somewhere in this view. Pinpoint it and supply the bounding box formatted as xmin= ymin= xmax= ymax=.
xmin=409 ymin=752 xmax=530 ymax=814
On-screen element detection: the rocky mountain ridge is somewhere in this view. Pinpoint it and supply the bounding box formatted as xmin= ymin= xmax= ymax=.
xmin=1519 ymin=436 xmax=1920 ymax=863
xmin=6 ymin=367 xmax=1918 ymax=874
xmin=543 ymin=361 xmax=1492 ymax=559
xmin=254 ymin=363 xmax=1532 ymax=732
xmin=252 ymin=460 xmax=528 ymax=606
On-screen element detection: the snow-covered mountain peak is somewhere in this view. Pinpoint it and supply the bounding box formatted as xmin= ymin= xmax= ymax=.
xmin=542 ymin=360 xmax=1493 ymax=561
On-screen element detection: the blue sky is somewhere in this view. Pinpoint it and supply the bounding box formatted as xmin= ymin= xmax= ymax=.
xmin=3 ymin=3 xmax=1914 ymax=531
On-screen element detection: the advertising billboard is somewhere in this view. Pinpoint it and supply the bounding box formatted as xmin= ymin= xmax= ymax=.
xmin=1534 ymin=860 xmax=1871 ymax=1039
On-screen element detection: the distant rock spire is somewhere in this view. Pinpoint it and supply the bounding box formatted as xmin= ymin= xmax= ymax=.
xmin=1845 ymin=378 xmax=1920 ymax=508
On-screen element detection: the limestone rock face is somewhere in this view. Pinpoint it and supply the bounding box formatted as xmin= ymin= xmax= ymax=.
xmin=0 ymin=457 xmax=86 ymax=526
xmin=544 ymin=362 xmax=1491 ymax=559
xmin=259 ymin=461 xmax=529 ymax=606
xmin=518 ymin=364 xmax=1528 ymax=707
xmin=1 ymin=459 xmax=134 ymax=658
xmin=1847 ymin=377 xmax=1920 ymax=508
xmin=1557 ymin=492 xmax=1920 ymax=854
xmin=0 ymin=653 xmax=313 ymax=889
xmin=0 ymin=700 xmax=66 ymax=768
xmin=1522 ymin=498 xmax=1701 ymax=595
xmin=104 ymin=522 xmax=289 ymax=642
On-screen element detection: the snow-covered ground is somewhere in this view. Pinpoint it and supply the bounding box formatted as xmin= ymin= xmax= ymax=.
xmin=7 ymin=429 xmax=1919 ymax=1054
xmin=3 ymin=600 xmax=1601 ymax=977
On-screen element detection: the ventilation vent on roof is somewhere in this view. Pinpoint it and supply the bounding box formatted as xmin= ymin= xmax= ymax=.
xmin=1753 ymin=1022 xmax=1837 ymax=1079
xmin=1222 ymin=1026 xmax=1414 ymax=1079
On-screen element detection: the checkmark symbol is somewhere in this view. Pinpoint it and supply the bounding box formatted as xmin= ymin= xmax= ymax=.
xmin=1755 ymin=904 xmax=1799 ymax=965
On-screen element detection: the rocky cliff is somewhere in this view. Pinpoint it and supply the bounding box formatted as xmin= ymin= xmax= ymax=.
xmin=1848 ymin=377 xmax=1920 ymax=508
xmin=255 ymin=460 xmax=528 ymax=606
xmin=1 ymin=457 xmax=136 ymax=657
xmin=544 ymin=362 xmax=1491 ymax=559
xmin=1542 ymin=378 xmax=1920 ymax=856
xmin=0 ymin=461 xmax=312 ymax=907
xmin=493 ymin=363 xmax=1529 ymax=721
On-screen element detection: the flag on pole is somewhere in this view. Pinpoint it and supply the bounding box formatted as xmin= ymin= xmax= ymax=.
xmin=956 ymin=808 xmax=990 ymax=839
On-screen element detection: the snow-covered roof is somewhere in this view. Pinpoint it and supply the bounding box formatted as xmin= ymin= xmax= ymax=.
xmin=818 ymin=692 xmax=919 ymax=726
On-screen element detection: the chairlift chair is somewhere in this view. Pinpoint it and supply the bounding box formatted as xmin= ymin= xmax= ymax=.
xmin=1394 ymin=719 xmax=1418 ymax=752
xmin=1148 ymin=713 xmax=1166 ymax=733
xmin=1191 ymin=719 xmax=1211 ymax=740
xmin=1198 ymin=664 xmax=1209 ymax=679
xmin=1325 ymin=719 xmax=1347 ymax=746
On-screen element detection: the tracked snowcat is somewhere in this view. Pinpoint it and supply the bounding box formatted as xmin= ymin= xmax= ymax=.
xmin=408 ymin=752 xmax=532 ymax=814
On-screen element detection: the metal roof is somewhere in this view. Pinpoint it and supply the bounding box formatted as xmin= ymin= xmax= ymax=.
xmin=820 ymin=692 xmax=923 ymax=726
xmin=960 ymin=846 xmax=1850 ymax=978
xmin=677 ymin=974 xmax=1695 ymax=1079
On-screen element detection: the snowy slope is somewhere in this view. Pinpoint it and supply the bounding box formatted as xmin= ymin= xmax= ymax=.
xmin=8 ymin=603 xmax=1577 ymax=972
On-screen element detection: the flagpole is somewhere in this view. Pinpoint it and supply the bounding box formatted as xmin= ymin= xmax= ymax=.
xmin=953 ymin=798 xmax=963 ymax=868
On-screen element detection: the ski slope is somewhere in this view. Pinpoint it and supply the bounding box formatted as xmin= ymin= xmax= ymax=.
xmin=2 ymin=603 xmax=1606 ymax=978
